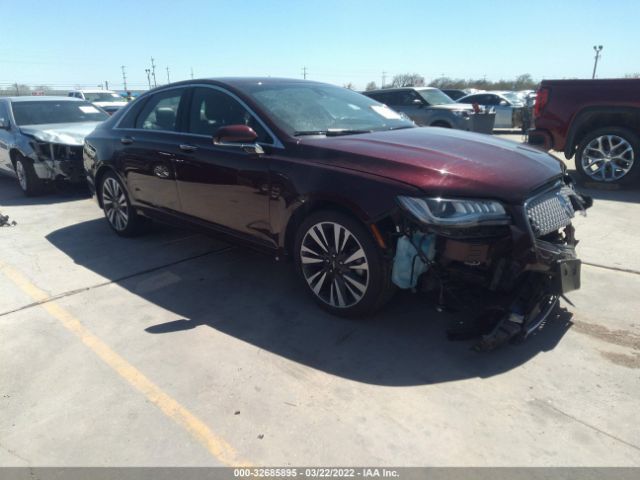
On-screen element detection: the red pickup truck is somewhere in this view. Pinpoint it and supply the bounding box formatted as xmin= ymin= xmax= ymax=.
xmin=528 ymin=78 xmax=640 ymax=185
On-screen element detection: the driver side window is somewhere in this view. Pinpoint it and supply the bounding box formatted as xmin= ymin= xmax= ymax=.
xmin=187 ymin=87 xmax=271 ymax=143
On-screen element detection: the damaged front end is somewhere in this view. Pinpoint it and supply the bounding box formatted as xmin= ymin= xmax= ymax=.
xmin=30 ymin=140 xmax=86 ymax=183
xmin=390 ymin=176 xmax=592 ymax=350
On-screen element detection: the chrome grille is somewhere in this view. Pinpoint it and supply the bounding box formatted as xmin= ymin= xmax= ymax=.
xmin=526 ymin=187 xmax=575 ymax=237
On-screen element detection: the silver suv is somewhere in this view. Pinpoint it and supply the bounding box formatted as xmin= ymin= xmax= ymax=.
xmin=363 ymin=87 xmax=476 ymax=131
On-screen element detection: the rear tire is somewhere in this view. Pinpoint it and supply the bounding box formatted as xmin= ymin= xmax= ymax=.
xmin=14 ymin=155 xmax=43 ymax=196
xmin=294 ymin=210 xmax=394 ymax=317
xmin=575 ymin=127 xmax=640 ymax=185
xmin=99 ymin=172 xmax=147 ymax=237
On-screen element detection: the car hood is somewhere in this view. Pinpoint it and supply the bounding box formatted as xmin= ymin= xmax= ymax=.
xmin=20 ymin=122 xmax=102 ymax=146
xmin=297 ymin=128 xmax=564 ymax=203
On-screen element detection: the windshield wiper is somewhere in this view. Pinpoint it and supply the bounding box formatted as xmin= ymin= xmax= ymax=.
xmin=294 ymin=130 xmax=328 ymax=136
xmin=387 ymin=126 xmax=415 ymax=131
xmin=294 ymin=129 xmax=372 ymax=137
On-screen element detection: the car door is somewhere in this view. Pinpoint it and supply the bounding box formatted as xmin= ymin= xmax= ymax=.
xmin=485 ymin=95 xmax=512 ymax=128
xmin=117 ymin=87 xmax=188 ymax=211
xmin=0 ymin=101 xmax=15 ymax=175
xmin=173 ymin=86 xmax=274 ymax=246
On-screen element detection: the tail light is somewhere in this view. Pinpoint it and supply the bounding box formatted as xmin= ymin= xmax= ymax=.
xmin=534 ymin=87 xmax=549 ymax=119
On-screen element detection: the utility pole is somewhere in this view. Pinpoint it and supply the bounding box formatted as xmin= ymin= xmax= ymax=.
xmin=121 ymin=65 xmax=127 ymax=90
xmin=14 ymin=82 xmax=19 ymax=96
xmin=105 ymin=81 xmax=109 ymax=90
xmin=302 ymin=66 xmax=307 ymax=79
xmin=592 ymin=45 xmax=603 ymax=79
xmin=145 ymin=68 xmax=151 ymax=89
xmin=190 ymin=67 xmax=194 ymax=79
xmin=150 ymin=57 xmax=157 ymax=87
xmin=381 ymin=71 xmax=387 ymax=88
xmin=166 ymin=66 xmax=170 ymax=84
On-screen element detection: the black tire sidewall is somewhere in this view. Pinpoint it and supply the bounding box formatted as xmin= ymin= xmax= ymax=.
xmin=575 ymin=127 xmax=640 ymax=186
xmin=294 ymin=210 xmax=392 ymax=317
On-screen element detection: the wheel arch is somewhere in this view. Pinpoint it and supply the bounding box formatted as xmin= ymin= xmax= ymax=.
xmin=565 ymin=106 xmax=640 ymax=159
xmin=283 ymin=198 xmax=376 ymax=257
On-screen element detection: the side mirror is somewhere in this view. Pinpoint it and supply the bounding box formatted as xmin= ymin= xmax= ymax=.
xmin=214 ymin=125 xmax=257 ymax=143
xmin=412 ymin=98 xmax=424 ymax=107
xmin=0 ymin=117 xmax=9 ymax=130
xmin=499 ymin=100 xmax=509 ymax=106
xmin=213 ymin=125 xmax=264 ymax=154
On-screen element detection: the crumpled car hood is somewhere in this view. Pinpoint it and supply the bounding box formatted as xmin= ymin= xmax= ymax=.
xmin=298 ymin=127 xmax=564 ymax=203
xmin=20 ymin=122 xmax=102 ymax=146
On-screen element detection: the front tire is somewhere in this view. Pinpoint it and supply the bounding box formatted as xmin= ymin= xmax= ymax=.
xmin=575 ymin=127 xmax=640 ymax=185
xmin=294 ymin=210 xmax=394 ymax=317
xmin=100 ymin=172 xmax=146 ymax=237
xmin=14 ymin=155 xmax=43 ymax=196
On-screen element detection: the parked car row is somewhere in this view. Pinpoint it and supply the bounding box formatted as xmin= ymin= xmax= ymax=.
xmin=0 ymin=78 xmax=593 ymax=350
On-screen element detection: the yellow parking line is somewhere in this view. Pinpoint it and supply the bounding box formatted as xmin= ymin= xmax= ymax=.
xmin=1 ymin=262 xmax=250 ymax=466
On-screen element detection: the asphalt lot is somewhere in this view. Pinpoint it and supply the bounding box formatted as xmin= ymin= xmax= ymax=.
xmin=1 ymin=136 xmax=639 ymax=466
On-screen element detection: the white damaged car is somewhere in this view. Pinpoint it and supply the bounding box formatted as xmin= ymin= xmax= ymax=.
xmin=0 ymin=96 xmax=108 ymax=195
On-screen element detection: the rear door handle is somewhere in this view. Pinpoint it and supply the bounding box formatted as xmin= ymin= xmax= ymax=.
xmin=120 ymin=136 xmax=134 ymax=145
xmin=179 ymin=144 xmax=198 ymax=153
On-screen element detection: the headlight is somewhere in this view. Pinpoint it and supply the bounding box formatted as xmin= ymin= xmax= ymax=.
xmin=398 ymin=196 xmax=510 ymax=227
xmin=451 ymin=110 xmax=471 ymax=117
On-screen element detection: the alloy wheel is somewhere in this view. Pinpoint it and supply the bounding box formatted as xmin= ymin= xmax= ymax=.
xmin=16 ymin=161 xmax=27 ymax=191
xmin=300 ymin=221 xmax=370 ymax=308
xmin=581 ymin=134 xmax=635 ymax=182
xmin=102 ymin=177 xmax=129 ymax=231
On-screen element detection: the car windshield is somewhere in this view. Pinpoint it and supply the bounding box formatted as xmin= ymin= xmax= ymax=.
xmin=500 ymin=92 xmax=524 ymax=105
xmin=417 ymin=89 xmax=455 ymax=106
xmin=83 ymin=92 xmax=122 ymax=102
xmin=11 ymin=101 xmax=109 ymax=125
xmin=242 ymin=82 xmax=415 ymax=135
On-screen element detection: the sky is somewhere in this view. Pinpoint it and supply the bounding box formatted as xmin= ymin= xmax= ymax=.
xmin=1 ymin=0 xmax=639 ymax=91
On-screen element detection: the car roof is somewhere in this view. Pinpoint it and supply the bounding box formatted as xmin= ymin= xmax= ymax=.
xmin=365 ymin=86 xmax=437 ymax=93
xmin=5 ymin=96 xmax=85 ymax=102
xmin=71 ymin=89 xmax=118 ymax=93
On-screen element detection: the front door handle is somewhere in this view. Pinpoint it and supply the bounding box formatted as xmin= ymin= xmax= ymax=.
xmin=179 ymin=144 xmax=198 ymax=153
xmin=120 ymin=136 xmax=134 ymax=145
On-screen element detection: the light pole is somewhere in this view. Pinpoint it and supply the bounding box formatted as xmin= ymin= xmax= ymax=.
xmin=121 ymin=65 xmax=127 ymax=90
xmin=150 ymin=57 xmax=157 ymax=87
xmin=592 ymin=45 xmax=603 ymax=79
xmin=145 ymin=69 xmax=151 ymax=89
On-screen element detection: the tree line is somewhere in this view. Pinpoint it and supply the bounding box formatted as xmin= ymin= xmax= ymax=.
xmin=362 ymin=73 xmax=540 ymax=91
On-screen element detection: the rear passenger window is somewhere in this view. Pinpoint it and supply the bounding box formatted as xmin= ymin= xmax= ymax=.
xmin=135 ymin=89 xmax=186 ymax=131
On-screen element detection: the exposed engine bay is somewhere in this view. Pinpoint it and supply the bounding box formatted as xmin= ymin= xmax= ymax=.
xmin=390 ymin=175 xmax=592 ymax=351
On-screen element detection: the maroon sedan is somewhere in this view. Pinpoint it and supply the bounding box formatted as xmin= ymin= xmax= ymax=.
xmin=84 ymin=78 xmax=591 ymax=349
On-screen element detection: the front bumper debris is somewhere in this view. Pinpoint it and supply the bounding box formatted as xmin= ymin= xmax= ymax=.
xmin=33 ymin=143 xmax=85 ymax=183
xmin=391 ymin=178 xmax=591 ymax=351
